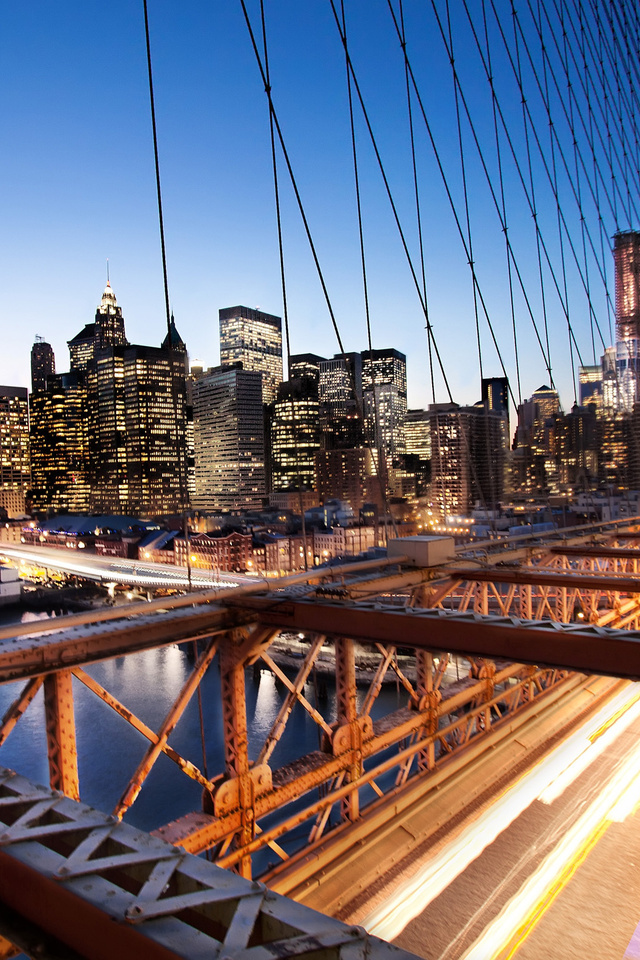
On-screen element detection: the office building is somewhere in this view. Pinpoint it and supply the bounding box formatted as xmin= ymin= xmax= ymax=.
xmin=41 ymin=284 xmax=189 ymax=516
xmin=192 ymin=364 xmax=265 ymax=512
xmin=30 ymin=371 xmax=89 ymax=513
xmin=361 ymin=348 xmax=407 ymax=461
xmin=289 ymin=354 xmax=326 ymax=392
xmin=219 ymin=306 xmax=283 ymax=405
xmin=428 ymin=402 xmax=505 ymax=516
xmin=0 ymin=386 xmax=29 ymax=516
xmin=31 ymin=337 xmax=55 ymax=394
xmin=614 ymin=230 xmax=640 ymax=343
xmin=271 ymin=378 xmax=320 ymax=491
xmin=68 ymin=282 xmax=128 ymax=372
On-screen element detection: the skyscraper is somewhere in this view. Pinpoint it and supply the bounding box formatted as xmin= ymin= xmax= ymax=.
xmin=219 ymin=306 xmax=283 ymax=405
xmin=361 ymin=348 xmax=407 ymax=461
xmin=614 ymin=230 xmax=640 ymax=343
xmin=192 ymin=364 xmax=265 ymax=511
xmin=271 ymin=378 xmax=320 ymax=491
xmin=0 ymin=386 xmax=29 ymax=516
xmin=44 ymin=283 xmax=189 ymax=516
xmin=30 ymin=337 xmax=55 ymax=394
xmin=30 ymin=371 xmax=89 ymax=513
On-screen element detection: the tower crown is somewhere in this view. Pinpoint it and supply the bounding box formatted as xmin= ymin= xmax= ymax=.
xmin=99 ymin=282 xmax=118 ymax=313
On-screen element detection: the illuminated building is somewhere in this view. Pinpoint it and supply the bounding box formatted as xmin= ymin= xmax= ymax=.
xmin=192 ymin=364 xmax=265 ymax=512
xmin=482 ymin=377 xmax=509 ymax=450
xmin=289 ymin=353 xmax=325 ymax=391
xmin=614 ymin=230 xmax=640 ymax=342
xmin=174 ymin=530 xmax=252 ymax=573
xmin=30 ymin=372 xmax=89 ymax=513
xmin=405 ymin=409 xmax=431 ymax=461
xmin=30 ymin=337 xmax=55 ymax=393
xmin=318 ymin=354 xmax=363 ymax=450
xmin=219 ymin=306 xmax=283 ymax=405
xmin=315 ymin=447 xmax=373 ymax=511
xmin=361 ymin=348 xmax=407 ymax=461
xmin=579 ymin=365 xmax=603 ymax=412
xmin=429 ymin=403 xmax=505 ymax=516
xmin=271 ymin=378 xmax=320 ymax=491
xmin=0 ymin=386 xmax=29 ymax=516
xmin=609 ymin=231 xmax=640 ymax=411
xmin=68 ymin=282 xmax=128 ymax=372
xmin=49 ymin=285 xmax=189 ymax=516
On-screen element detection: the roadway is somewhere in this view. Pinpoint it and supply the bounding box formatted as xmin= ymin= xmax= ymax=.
xmin=0 ymin=541 xmax=254 ymax=590
xmin=345 ymin=683 xmax=640 ymax=959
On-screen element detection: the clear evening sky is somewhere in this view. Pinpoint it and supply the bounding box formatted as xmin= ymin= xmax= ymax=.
xmin=0 ymin=1 xmax=632 ymax=413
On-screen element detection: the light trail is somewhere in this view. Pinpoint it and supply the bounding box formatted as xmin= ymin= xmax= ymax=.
xmin=362 ymin=684 xmax=640 ymax=942
xmin=461 ymin=729 xmax=640 ymax=960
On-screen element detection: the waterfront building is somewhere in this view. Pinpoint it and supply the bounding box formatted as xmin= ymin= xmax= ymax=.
xmin=192 ymin=364 xmax=265 ymax=512
xmin=174 ymin=530 xmax=253 ymax=573
xmin=30 ymin=337 xmax=55 ymax=394
xmin=0 ymin=386 xmax=29 ymax=517
xmin=219 ymin=306 xmax=283 ymax=405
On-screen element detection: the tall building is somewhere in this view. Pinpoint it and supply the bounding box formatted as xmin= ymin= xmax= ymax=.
xmin=192 ymin=364 xmax=265 ymax=512
xmin=271 ymin=378 xmax=320 ymax=491
xmin=219 ymin=306 xmax=283 ymax=405
xmin=289 ymin=353 xmax=326 ymax=390
xmin=31 ymin=337 xmax=55 ymax=394
xmin=40 ymin=283 xmax=189 ymax=516
xmin=68 ymin=282 xmax=128 ymax=372
xmin=614 ymin=230 xmax=640 ymax=343
xmin=30 ymin=371 xmax=89 ymax=513
xmin=361 ymin=348 xmax=407 ymax=461
xmin=0 ymin=386 xmax=29 ymax=516
xmin=405 ymin=409 xmax=431 ymax=462
xmin=429 ymin=402 xmax=505 ymax=516
xmin=319 ymin=353 xmax=363 ymax=450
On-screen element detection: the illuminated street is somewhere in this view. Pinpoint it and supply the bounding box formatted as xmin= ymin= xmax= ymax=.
xmin=361 ymin=687 xmax=640 ymax=959
xmin=0 ymin=541 xmax=253 ymax=590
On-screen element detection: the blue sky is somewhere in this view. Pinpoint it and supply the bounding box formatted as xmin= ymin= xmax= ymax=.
xmin=0 ymin=1 xmax=634 ymax=414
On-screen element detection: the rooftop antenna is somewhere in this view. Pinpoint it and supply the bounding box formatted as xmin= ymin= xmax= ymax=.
xmin=106 ymin=258 xmax=110 ymax=285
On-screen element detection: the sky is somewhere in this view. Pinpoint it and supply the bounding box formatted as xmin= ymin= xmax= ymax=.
xmin=0 ymin=1 xmax=636 ymax=416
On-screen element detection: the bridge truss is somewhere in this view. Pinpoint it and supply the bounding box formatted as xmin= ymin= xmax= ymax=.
xmin=1 ymin=522 xmax=640 ymax=952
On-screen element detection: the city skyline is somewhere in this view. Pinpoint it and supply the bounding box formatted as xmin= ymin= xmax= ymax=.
xmin=1 ymin=3 xmax=635 ymax=415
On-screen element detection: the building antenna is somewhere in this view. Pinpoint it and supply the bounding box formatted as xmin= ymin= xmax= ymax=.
xmin=106 ymin=259 xmax=110 ymax=285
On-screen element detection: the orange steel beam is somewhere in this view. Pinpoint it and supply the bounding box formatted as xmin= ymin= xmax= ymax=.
xmin=549 ymin=545 xmax=640 ymax=559
xmin=43 ymin=672 xmax=79 ymax=801
xmin=241 ymin=596 xmax=640 ymax=679
xmin=448 ymin=566 xmax=640 ymax=592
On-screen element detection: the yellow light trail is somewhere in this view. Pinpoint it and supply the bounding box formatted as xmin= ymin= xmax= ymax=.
xmin=462 ymin=723 xmax=640 ymax=959
xmin=362 ymin=684 xmax=640 ymax=943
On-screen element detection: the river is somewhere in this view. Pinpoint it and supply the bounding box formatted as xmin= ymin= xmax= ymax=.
xmin=0 ymin=603 xmax=409 ymax=873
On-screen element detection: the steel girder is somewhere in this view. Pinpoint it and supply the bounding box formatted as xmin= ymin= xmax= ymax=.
xmin=0 ymin=767 xmax=418 ymax=960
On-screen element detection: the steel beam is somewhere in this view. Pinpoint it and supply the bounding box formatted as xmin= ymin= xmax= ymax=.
xmin=447 ymin=566 xmax=640 ymax=593
xmin=0 ymin=768 xmax=417 ymax=960
xmin=43 ymin=671 xmax=79 ymax=801
xmin=240 ymin=596 xmax=640 ymax=679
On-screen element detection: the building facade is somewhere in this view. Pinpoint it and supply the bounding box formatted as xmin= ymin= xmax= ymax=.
xmin=192 ymin=365 xmax=265 ymax=512
xmin=219 ymin=306 xmax=283 ymax=405
xmin=0 ymin=386 xmax=29 ymax=516
xmin=30 ymin=337 xmax=55 ymax=394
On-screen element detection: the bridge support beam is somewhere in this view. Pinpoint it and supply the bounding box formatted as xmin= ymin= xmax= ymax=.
xmin=43 ymin=671 xmax=79 ymax=801
xmin=219 ymin=633 xmax=253 ymax=877
xmin=334 ymin=637 xmax=360 ymax=823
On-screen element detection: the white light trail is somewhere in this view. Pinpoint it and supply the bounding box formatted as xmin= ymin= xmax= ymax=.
xmin=362 ymin=683 xmax=640 ymax=942
xmin=461 ymin=734 xmax=640 ymax=960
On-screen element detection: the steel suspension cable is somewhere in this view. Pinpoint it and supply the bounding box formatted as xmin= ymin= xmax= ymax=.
xmin=444 ymin=0 xmax=484 ymax=387
xmin=339 ymin=0 xmax=395 ymax=539
xmin=258 ymin=0 xmax=309 ymax=568
xmin=385 ymin=0 xmax=525 ymax=407
xmin=142 ymin=0 xmax=186 ymax=508
xmin=485 ymin=0 xmax=523 ymax=404
xmin=328 ymin=0 xmax=455 ymax=403
xmin=398 ymin=0 xmax=436 ymax=406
